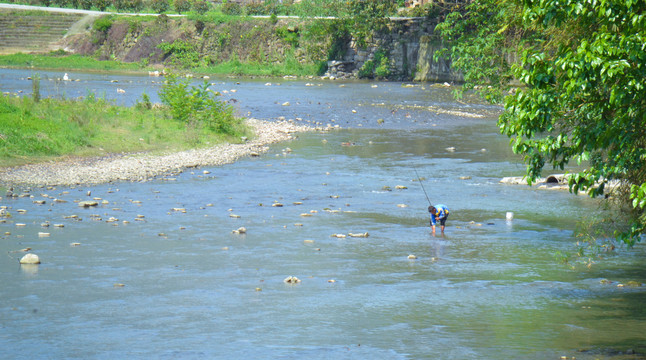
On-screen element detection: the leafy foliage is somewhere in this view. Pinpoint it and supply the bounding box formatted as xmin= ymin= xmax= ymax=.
xmin=174 ymin=0 xmax=191 ymax=14
xmin=150 ymin=0 xmax=170 ymax=13
xmin=434 ymin=0 xmax=528 ymax=103
xmin=436 ymin=0 xmax=646 ymax=247
xmin=499 ymin=0 xmax=646 ymax=245
xmin=158 ymin=40 xmax=202 ymax=68
xmin=158 ymin=74 xmax=243 ymax=136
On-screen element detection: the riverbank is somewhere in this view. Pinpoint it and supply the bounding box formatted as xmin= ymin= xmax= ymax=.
xmin=0 ymin=118 xmax=315 ymax=187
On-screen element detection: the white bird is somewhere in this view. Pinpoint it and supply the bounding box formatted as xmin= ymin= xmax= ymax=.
xmin=63 ymin=73 xmax=69 ymax=81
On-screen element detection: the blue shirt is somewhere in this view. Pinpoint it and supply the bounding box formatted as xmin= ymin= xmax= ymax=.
xmin=434 ymin=204 xmax=449 ymax=218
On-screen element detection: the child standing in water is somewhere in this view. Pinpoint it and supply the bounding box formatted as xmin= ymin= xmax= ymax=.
xmin=428 ymin=204 xmax=449 ymax=235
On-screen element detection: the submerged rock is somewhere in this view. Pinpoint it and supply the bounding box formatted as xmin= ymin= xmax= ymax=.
xmin=283 ymin=276 xmax=301 ymax=284
xmin=78 ymin=200 xmax=98 ymax=207
xmin=348 ymin=232 xmax=369 ymax=238
xmin=232 ymin=227 xmax=247 ymax=234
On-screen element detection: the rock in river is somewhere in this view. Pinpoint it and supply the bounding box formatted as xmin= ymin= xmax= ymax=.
xmin=78 ymin=200 xmax=98 ymax=207
xmin=20 ymin=253 xmax=40 ymax=264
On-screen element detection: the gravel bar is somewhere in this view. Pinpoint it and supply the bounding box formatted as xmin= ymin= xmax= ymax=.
xmin=0 ymin=119 xmax=315 ymax=187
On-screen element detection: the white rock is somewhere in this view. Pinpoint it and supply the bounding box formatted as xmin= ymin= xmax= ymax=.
xmin=283 ymin=276 xmax=301 ymax=284
xmin=20 ymin=253 xmax=40 ymax=264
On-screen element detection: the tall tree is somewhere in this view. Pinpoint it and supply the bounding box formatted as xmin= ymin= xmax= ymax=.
xmin=436 ymin=0 xmax=646 ymax=246
xmin=499 ymin=0 xmax=646 ymax=245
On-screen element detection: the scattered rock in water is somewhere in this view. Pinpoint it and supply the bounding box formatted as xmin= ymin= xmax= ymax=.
xmin=70 ymin=242 xmax=81 ymax=246
xmin=459 ymin=176 xmax=471 ymax=180
xmin=408 ymin=254 xmax=417 ymax=260
xmin=33 ymin=200 xmax=46 ymax=205
xmin=331 ymin=234 xmax=346 ymax=238
xmin=282 ymin=102 xmax=290 ymax=106
xmin=283 ymin=276 xmax=301 ymax=284
xmin=37 ymin=232 xmax=50 ymax=237
xmin=41 ymin=222 xmax=50 ymax=227
xmin=113 ymin=283 xmax=125 ymax=287
xmin=54 ymin=224 xmax=64 ymax=228
xmin=232 ymin=227 xmax=247 ymax=234
xmin=327 ymin=279 xmax=336 ymax=283
xmin=294 ymin=223 xmax=303 ymax=227
xmin=20 ymin=253 xmax=40 ymax=264
xmin=171 ymin=207 xmax=186 ymax=213
xmin=397 ymin=204 xmax=408 ymax=208
xmin=395 ymin=185 xmax=408 ymax=190
xmin=15 ymin=223 xmax=26 ymax=227
xmin=293 ymin=201 xmax=303 ymax=205
xmin=272 ymin=203 xmax=284 ymax=207
xmin=446 ymin=147 xmax=456 ymax=152
xmin=78 ymin=200 xmax=98 ymax=207
xmin=382 ymin=186 xmax=392 ymax=191
xmin=229 ymin=214 xmax=241 ymax=218
xmin=348 ymin=232 xmax=369 ymax=238
xmin=300 ymin=213 xmax=313 ymax=217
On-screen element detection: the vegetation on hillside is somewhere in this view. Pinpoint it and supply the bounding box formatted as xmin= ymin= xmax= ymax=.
xmin=435 ymin=0 xmax=646 ymax=257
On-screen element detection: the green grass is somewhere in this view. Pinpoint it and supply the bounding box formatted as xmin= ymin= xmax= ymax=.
xmin=0 ymin=53 xmax=145 ymax=72
xmin=0 ymin=51 xmax=319 ymax=77
xmin=195 ymin=57 xmax=318 ymax=77
xmin=0 ymin=93 xmax=252 ymax=167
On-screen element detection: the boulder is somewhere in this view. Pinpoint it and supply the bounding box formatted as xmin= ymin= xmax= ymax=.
xmin=20 ymin=253 xmax=40 ymax=264
xmin=78 ymin=200 xmax=98 ymax=207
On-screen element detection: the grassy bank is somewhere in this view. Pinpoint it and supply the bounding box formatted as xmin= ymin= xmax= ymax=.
xmin=0 ymin=51 xmax=319 ymax=77
xmin=0 ymin=85 xmax=251 ymax=168
xmin=0 ymin=52 xmax=147 ymax=73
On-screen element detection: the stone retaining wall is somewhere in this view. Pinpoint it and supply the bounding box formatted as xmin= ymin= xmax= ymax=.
xmin=326 ymin=18 xmax=462 ymax=82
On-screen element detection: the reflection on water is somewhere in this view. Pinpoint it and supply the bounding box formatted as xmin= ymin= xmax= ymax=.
xmin=0 ymin=69 xmax=645 ymax=359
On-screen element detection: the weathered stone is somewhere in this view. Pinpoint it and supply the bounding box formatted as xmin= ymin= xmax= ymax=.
xmin=20 ymin=253 xmax=40 ymax=264
xmin=78 ymin=200 xmax=98 ymax=207
xmin=283 ymin=276 xmax=301 ymax=284
xmin=348 ymin=232 xmax=369 ymax=238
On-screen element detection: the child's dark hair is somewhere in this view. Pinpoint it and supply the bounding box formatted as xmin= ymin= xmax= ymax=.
xmin=428 ymin=206 xmax=436 ymax=213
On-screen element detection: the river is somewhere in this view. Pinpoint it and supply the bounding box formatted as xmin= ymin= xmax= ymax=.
xmin=1 ymin=69 xmax=645 ymax=359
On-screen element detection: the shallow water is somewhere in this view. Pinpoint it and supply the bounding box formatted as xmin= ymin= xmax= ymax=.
xmin=1 ymin=69 xmax=645 ymax=359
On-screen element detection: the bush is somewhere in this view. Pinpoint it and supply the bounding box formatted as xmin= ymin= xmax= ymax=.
xmin=150 ymin=0 xmax=170 ymax=13
xmin=129 ymin=0 xmax=144 ymax=12
xmin=192 ymin=0 xmax=210 ymax=13
xmin=158 ymin=74 xmax=242 ymax=136
xmin=92 ymin=15 xmax=113 ymax=32
xmin=112 ymin=0 xmax=129 ymax=11
xmin=79 ymin=0 xmax=92 ymax=9
xmin=243 ymin=2 xmax=266 ymax=15
xmin=220 ymin=1 xmax=242 ymax=15
xmin=157 ymin=40 xmax=201 ymax=68
xmin=95 ymin=0 xmax=110 ymax=11
xmin=174 ymin=0 xmax=191 ymax=14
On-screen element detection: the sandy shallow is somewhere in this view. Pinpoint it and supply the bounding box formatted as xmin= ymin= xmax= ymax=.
xmin=0 ymin=119 xmax=314 ymax=187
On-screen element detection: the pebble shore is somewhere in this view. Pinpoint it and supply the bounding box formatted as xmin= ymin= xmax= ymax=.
xmin=0 ymin=119 xmax=314 ymax=187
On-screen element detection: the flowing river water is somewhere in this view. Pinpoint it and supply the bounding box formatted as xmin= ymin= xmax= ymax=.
xmin=1 ymin=69 xmax=645 ymax=359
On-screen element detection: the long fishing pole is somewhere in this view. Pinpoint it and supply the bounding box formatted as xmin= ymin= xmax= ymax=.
xmin=412 ymin=164 xmax=432 ymax=207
